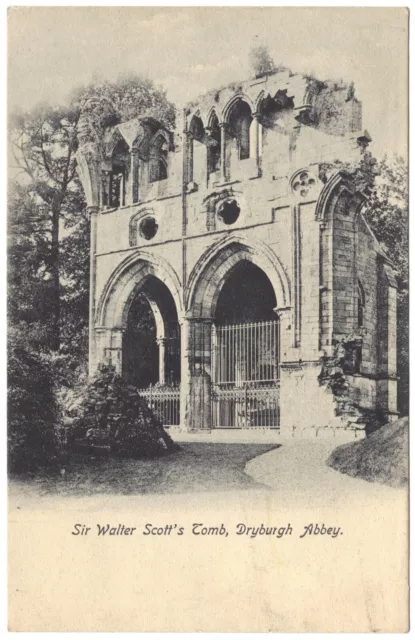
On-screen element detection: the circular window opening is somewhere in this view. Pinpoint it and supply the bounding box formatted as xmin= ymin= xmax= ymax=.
xmin=139 ymin=216 xmax=158 ymax=240
xmin=218 ymin=199 xmax=240 ymax=225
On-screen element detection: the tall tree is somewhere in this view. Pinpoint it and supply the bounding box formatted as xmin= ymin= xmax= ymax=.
xmin=9 ymin=73 xmax=176 ymax=353
xmin=364 ymin=155 xmax=409 ymax=414
xmin=9 ymin=103 xmax=80 ymax=350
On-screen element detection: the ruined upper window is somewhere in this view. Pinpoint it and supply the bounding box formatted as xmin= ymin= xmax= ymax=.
xmin=228 ymin=100 xmax=253 ymax=160
xmin=149 ymin=134 xmax=169 ymax=183
xmin=206 ymin=111 xmax=221 ymax=175
xmin=108 ymin=139 xmax=130 ymax=208
xmin=189 ymin=115 xmax=204 ymax=143
xmin=188 ymin=115 xmax=205 ymax=183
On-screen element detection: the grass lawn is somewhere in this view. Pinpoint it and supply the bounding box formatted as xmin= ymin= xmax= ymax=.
xmin=9 ymin=443 xmax=279 ymax=497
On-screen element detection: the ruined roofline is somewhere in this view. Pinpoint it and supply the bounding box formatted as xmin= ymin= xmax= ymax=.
xmin=96 ymin=68 xmax=361 ymax=142
xmin=183 ymin=67 xmax=362 ymax=137
xmin=184 ymin=67 xmax=358 ymax=114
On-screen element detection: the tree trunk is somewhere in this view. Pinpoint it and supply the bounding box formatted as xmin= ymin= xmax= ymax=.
xmin=50 ymin=204 xmax=60 ymax=351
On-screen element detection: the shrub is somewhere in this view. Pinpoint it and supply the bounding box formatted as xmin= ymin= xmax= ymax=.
xmin=8 ymin=331 xmax=60 ymax=472
xmin=65 ymin=364 xmax=180 ymax=458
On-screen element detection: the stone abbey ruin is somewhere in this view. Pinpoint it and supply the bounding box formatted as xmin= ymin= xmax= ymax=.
xmin=77 ymin=68 xmax=397 ymax=439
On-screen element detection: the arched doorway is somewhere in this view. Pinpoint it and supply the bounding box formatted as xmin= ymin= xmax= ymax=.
xmin=94 ymin=253 xmax=183 ymax=427
xmin=212 ymin=260 xmax=280 ymax=429
xmin=122 ymin=275 xmax=181 ymax=426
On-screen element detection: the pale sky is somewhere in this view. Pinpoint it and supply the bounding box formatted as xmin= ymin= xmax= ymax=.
xmin=8 ymin=6 xmax=408 ymax=158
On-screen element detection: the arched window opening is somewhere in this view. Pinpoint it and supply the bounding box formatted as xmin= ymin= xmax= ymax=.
xmin=188 ymin=115 xmax=205 ymax=184
xmin=258 ymin=91 xmax=295 ymax=128
xmin=207 ymin=112 xmax=221 ymax=174
xmin=149 ymin=134 xmax=169 ymax=183
xmin=110 ymin=139 xmax=129 ymax=208
xmin=189 ymin=115 xmax=204 ymax=142
xmin=228 ymin=101 xmax=253 ymax=160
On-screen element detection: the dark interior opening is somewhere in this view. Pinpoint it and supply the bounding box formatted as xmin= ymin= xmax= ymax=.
xmin=139 ymin=216 xmax=158 ymax=240
xmin=123 ymin=276 xmax=180 ymax=388
xmin=215 ymin=260 xmax=277 ymax=325
xmin=218 ymin=200 xmax=240 ymax=225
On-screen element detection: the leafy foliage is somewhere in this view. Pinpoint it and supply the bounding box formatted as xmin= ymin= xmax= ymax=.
xmin=74 ymin=73 xmax=176 ymax=144
xmin=66 ymin=365 xmax=179 ymax=458
xmin=249 ymin=44 xmax=278 ymax=79
xmin=8 ymin=73 xmax=175 ymax=472
xmin=364 ymin=156 xmax=409 ymax=414
xmin=8 ymin=329 xmax=60 ymax=472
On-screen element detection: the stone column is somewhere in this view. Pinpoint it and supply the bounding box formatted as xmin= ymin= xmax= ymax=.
xmin=130 ymin=148 xmax=139 ymax=204
xmin=274 ymin=306 xmax=295 ymax=437
xmin=103 ymin=329 xmax=124 ymax=375
xmin=183 ymin=130 xmax=194 ymax=185
xmin=387 ymin=286 xmax=398 ymax=417
xmin=180 ymin=316 xmax=213 ymax=431
xmin=179 ymin=316 xmax=191 ymax=430
xmin=219 ymin=122 xmax=228 ymax=183
xmin=88 ymin=206 xmax=99 ymax=376
xmin=101 ymin=170 xmax=111 ymax=209
xmin=157 ymin=337 xmax=167 ymax=386
xmin=273 ymin=307 xmax=293 ymax=363
xmin=251 ymin=112 xmax=262 ymax=170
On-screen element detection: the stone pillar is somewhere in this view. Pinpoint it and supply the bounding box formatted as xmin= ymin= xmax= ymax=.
xmin=103 ymin=329 xmax=124 ymax=375
xmin=188 ymin=132 xmax=194 ymax=184
xmin=88 ymin=206 xmax=99 ymax=376
xmin=251 ymin=112 xmax=261 ymax=170
xmin=219 ymin=122 xmax=228 ymax=183
xmin=179 ymin=316 xmax=191 ymax=430
xmin=101 ymin=170 xmax=111 ymax=209
xmin=180 ymin=316 xmax=213 ymax=431
xmin=387 ymin=286 xmax=398 ymax=418
xmin=130 ymin=148 xmax=139 ymax=204
xmin=157 ymin=337 xmax=167 ymax=386
xmin=274 ymin=306 xmax=294 ymax=362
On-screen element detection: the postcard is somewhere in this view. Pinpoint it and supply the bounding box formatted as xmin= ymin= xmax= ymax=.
xmin=7 ymin=6 xmax=409 ymax=632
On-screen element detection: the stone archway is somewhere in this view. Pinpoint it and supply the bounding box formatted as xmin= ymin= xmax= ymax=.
xmin=186 ymin=234 xmax=290 ymax=319
xmin=91 ymin=252 xmax=183 ymax=426
xmin=183 ymin=235 xmax=291 ymax=431
xmin=96 ymin=251 xmax=182 ymax=332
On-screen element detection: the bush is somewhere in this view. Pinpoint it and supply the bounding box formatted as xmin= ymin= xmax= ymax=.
xmin=65 ymin=365 xmax=180 ymax=459
xmin=8 ymin=331 xmax=61 ymax=472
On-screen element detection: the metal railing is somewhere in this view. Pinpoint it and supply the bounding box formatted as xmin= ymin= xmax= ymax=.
xmin=137 ymin=384 xmax=180 ymax=427
xmin=212 ymin=320 xmax=280 ymax=385
xmin=212 ymin=320 xmax=280 ymax=429
xmin=212 ymin=382 xmax=280 ymax=429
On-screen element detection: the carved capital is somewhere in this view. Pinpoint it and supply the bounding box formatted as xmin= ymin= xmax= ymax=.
xmin=274 ymin=306 xmax=292 ymax=320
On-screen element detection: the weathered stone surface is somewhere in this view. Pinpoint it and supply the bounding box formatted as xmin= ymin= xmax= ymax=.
xmin=77 ymin=67 xmax=398 ymax=437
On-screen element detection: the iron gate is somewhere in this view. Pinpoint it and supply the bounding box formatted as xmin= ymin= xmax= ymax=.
xmin=138 ymin=384 xmax=180 ymax=427
xmin=211 ymin=320 xmax=280 ymax=428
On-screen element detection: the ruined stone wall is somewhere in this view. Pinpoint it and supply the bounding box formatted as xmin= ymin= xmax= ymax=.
xmin=77 ymin=68 xmax=396 ymax=436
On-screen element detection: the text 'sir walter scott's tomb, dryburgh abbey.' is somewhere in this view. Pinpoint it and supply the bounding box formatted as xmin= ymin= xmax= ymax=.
xmin=76 ymin=68 xmax=398 ymax=439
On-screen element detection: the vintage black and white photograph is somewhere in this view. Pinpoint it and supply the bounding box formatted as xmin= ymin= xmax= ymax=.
xmin=7 ymin=6 xmax=409 ymax=632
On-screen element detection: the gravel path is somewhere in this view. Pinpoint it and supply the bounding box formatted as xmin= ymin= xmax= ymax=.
xmin=245 ymin=438 xmax=406 ymax=508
